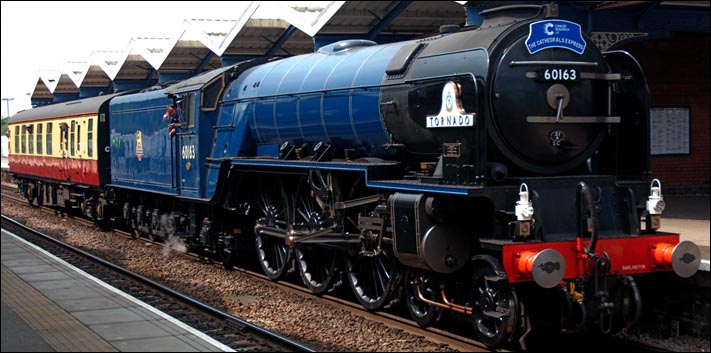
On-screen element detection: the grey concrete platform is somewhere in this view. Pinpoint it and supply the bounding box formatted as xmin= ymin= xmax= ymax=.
xmin=1 ymin=229 xmax=234 ymax=352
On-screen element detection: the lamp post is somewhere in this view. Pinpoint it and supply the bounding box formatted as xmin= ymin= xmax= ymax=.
xmin=2 ymin=97 xmax=14 ymax=118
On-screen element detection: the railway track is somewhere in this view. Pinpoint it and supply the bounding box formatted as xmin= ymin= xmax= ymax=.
xmin=1 ymin=213 xmax=314 ymax=352
xmin=3 ymin=183 xmax=707 ymax=351
xmin=1 ymin=183 xmax=491 ymax=351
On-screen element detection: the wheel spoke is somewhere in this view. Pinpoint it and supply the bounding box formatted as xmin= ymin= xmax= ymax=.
xmin=374 ymin=260 xmax=387 ymax=296
xmin=255 ymin=182 xmax=290 ymax=280
xmin=346 ymin=250 xmax=397 ymax=310
xmin=294 ymin=173 xmax=338 ymax=294
xmin=405 ymin=271 xmax=441 ymax=326
xmin=296 ymin=246 xmax=337 ymax=294
xmin=471 ymin=260 xmax=519 ymax=348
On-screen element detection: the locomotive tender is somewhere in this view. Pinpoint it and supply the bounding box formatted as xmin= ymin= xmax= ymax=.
xmin=8 ymin=4 xmax=701 ymax=348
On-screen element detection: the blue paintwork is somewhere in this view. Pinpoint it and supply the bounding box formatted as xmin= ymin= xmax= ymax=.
xmin=109 ymin=86 xmax=214 ymax=199
xmin=109 ymin=90 xmax=177 ymax=194
xmin=109 ymin=89 xmax=176 ymax=195
xmin=113 ymin=34 xmax=485 ymax=201
xmin=204 ymin=40 xmax=426 ymax=199
xmin=219 ymin=41 xmax=406 ymax=161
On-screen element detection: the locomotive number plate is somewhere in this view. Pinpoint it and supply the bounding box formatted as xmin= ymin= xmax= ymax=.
xmin=538 ymin=68 xmax=577 ymax=81
xmin=443 ymin=143 xmax=461 ymax=158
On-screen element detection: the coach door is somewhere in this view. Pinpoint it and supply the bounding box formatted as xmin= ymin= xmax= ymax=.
xmin=59 ymin=122 xmax=71 ymax=181
xmin=175 ymin=94 xmax=199 ymax=197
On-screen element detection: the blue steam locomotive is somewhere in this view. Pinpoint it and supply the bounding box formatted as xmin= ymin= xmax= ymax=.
xmin=10 ymin=4 xmax=700 ymax=348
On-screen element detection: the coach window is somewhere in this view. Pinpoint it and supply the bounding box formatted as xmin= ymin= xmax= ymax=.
xmin=70 ymin=121 xmax=76 ymax=156
xmin=14 ymin=126 xmax=19 ymax=153
xmin=21 ymin=126 xmax=25 ymax=153
xmin=60 ymin=123 xmax=69 ymax=152
xmin=46 ymin=123 xmax=53 ymax=155
xmin=37 ymin=123 xmax=43 ymax=155
xmin=77 ymin=124 xmax=82 ymax=155
xmin=27 ymin=125 xmax=34 ymax=154
xmin=87 ymin=118 xmax=93 ymax=157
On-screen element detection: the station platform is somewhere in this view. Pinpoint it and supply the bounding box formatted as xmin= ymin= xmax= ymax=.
xmin=658 ymin=194 xmax=710 ymax=276
xmin=1 ymin=229 xmax=233 ymax=352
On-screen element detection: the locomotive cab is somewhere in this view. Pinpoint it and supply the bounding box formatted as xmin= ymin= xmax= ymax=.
xmin=109 ymin=67 xmax=237 ymax=200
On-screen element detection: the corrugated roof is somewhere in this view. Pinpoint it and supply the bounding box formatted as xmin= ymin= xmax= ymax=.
xmin=28 ymin=1 xmax=471 ymax=102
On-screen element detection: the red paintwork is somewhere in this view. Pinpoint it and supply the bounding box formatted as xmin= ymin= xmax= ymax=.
xmin=502 ymin=234 xmax=681 ymax=283
xmin=9 ymin=155 xmax=100 ymax=186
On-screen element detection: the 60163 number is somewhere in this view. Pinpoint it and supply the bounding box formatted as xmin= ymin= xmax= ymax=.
xmin=542 ymin=68 xmax=577 ymax=81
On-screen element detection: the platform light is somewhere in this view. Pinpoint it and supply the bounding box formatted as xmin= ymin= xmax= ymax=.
xmin=2 ymin=97 xmax=14 ymax=118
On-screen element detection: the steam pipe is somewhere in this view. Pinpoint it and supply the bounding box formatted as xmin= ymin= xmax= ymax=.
xmin=623 ymin=275 xmax=642 ymax=330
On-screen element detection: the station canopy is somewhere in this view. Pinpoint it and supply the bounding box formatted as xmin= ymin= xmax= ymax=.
xmin=29 ymin=1 xmax=470 ymax=105
xmin=29 ymin=1 xmax=709 ymax=106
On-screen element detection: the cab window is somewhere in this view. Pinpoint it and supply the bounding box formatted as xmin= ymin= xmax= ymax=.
xmin=184 ymin=94 xmax=195 ymax=128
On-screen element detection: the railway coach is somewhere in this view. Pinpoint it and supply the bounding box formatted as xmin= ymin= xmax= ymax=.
xmin=8 ymin=93 xmax=122 ymax=220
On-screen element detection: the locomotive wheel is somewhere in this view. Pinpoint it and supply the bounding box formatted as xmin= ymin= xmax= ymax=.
xmin=295 ymin=246 xmax=338 ymax=294
xmin=405 ymin=270 xmax=442 ymax=326
xmin=344 ymin=247 xmax=398 ymax=310
xmin=293 ymin=173 xmax=338 ymax=294
xmin=470 ymin=262 xmax=519 ymax=348
xmin=254 ymin=182 xmax=291 ymax=280
xmin=339 ymin=175 xmax=398 ymax=310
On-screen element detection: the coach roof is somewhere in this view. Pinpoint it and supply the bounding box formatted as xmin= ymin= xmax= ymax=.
xmin=9 ymin=92 xmax=126 ymax=123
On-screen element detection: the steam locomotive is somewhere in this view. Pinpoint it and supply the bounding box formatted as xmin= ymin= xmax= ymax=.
xmin=8 ymin=4 xmax=701 ymax=348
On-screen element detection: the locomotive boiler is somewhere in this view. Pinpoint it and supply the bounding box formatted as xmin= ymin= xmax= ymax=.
xmin=8 ymin=3 xmax=701 ymax=349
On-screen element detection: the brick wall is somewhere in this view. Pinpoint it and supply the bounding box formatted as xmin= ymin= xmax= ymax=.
xmin=620 ymin=33 xmax=710 ymax=189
